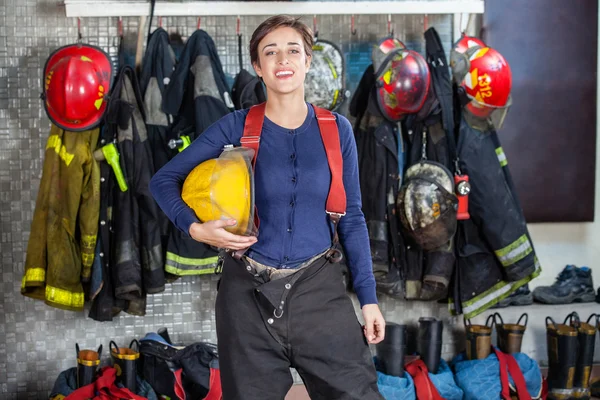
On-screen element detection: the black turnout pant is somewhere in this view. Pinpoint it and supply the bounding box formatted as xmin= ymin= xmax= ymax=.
xmin=215 ymin=251 xmax=384 ymax=400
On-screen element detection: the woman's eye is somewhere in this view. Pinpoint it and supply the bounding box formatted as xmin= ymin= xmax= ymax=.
xmin=290 ymin=49 xmax=299 ymax=54
xmin=266 ymin=51 xmax=276 ymax=56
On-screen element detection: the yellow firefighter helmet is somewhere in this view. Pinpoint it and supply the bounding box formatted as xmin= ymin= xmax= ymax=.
xmin=182 ymin=146 xmax=255 ymax=236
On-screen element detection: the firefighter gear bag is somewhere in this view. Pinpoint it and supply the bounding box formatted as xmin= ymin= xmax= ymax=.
xmin=139 ymin=331 xmax=222 ymax=400
xmin=376 ymin=359 xmax=463 ymax=400
xmin=452 ymin=348 xmax=543 ymax=400
xmin=182 ymin=146 xmax=256 ymax=236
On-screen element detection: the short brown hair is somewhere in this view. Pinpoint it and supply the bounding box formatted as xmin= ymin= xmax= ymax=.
xmin=249 ymin=15 xmax=314 ymax=66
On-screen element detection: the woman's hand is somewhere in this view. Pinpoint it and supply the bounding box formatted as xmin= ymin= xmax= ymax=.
xmin=189 ymin=219 xmax=258 ymax=250
xmin=361 ymin=304 xmax=386 ymax=344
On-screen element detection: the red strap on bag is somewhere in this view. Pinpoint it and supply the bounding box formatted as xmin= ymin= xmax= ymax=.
xmin=405 ymin=359 xmax=444 ymax=400
xmin=493 ymin=347 xmax=532 ymax=400
xmin=203 ymin=367 xmax=223 ymax=400
xmin=241 ymin=102 xmax=346 ymax=217
xmin=65 ymin=366 xmax=148 ymax=400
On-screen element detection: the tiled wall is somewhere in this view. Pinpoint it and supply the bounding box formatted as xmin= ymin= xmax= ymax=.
xmin=1 ymin=0 xmax=598 ymax=398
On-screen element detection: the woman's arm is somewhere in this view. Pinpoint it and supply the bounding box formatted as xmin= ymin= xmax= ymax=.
xmin=335 ymin=115 xmax=378 ymax=307
xmin=149 ymin=114 xmax=236 ymax=236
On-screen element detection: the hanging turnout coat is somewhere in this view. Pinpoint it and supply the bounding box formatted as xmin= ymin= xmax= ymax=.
xmin=450 ymin=115 xmax=541 ymax=318
xmin=22 ymin=124 xmax=100 ymax=311
xmin=159 ymin=29 xmax=233 ymax=276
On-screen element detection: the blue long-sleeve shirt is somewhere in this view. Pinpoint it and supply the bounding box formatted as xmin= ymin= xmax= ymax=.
xmin=149 ymin=104 xmax=377 ymax=306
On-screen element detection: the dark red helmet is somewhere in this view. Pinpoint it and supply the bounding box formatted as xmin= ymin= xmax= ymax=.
xmin=43 ymin=44 xmax=113 ymax=131
xmin=372 ymin=38 xmax=430 ymax=122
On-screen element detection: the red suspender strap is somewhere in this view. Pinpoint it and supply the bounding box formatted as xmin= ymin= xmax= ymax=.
xmin=313 ymin=106 xmax=347 ymax=218
xmin=238 ymin=103 xmax=347 ymax=251
xmin=240 ymin=102 xmax=266 ymax=168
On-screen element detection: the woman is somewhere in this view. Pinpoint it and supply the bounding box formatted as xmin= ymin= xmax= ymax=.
xmin=150 ymin=15 xmax=385 ymax=399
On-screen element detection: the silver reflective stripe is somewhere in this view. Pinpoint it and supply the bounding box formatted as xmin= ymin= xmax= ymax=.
xmin=191 ymin=55 xmax=222 ymax=102
xmin=144 ymin=77 xmax=169 ymax=127
xmin=142 ymin=244 xmax=164 ymax=271
xmin=495 ymin=235 xmax=533 ymax=267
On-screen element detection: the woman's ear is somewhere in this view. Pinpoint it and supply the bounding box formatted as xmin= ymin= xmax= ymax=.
xmin=252 ymin=61 xmax=263 ymax=79
xmin=305 ymin=55 xmax=312 ymax=73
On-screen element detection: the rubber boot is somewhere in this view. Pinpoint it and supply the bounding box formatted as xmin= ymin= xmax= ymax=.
xmin=376 ymin=322 xmax=407 ymax=377
xmin=465 ymin=315 xmax=494 ymax=360
xmin=494 ymin=312 xmax=527 ymax=354
xmin=546 ymin=316 xmax=579 ymax=400
xmin=76 ymin=343 xmax=102 ymax=388
xmin=564 ymin=312 xmax=597 ymax=400
xmin=110 ymin=340 xmax=140 ymax=393
xmin=417 ymin=317 xmax=443 ymax=374
xmin=158 ymin=327 xmax=173 ymax=344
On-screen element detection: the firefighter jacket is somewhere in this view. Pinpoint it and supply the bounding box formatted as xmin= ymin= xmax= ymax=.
xmin=21 ymin=124 xmax=100 ymax=311
xmin=140 ymin=27 xmax=177 ymax=248
xmin=350 ymin=65 xmax=404 ymax=298
xmin=449 ymin=115 xmax=541 ymax=318
xmin=400 ymin=27 xmax=457 ymax=301
xmin=90 ymin=65 xmax=165 ymax=320
xmin=159 ymin=29 xmax=232 ymax=276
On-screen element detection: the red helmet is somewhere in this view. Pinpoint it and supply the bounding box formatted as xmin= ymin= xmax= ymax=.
xmin=453 ymin=33 xmax=486 ymax=54
xmin=459 ymin=47 xmax=512 ymax=126
xmin=43 ymin=44 xmax=113 ymax=131
xmin=372 ymin=38 xmax=430 ymax=121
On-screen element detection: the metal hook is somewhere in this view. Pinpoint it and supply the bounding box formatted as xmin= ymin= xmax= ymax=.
xmin=158 ymin=16 xmax=163 ymax=28
xmin=77 ymin=17 xmax=82 ymax=43
xmin=197 ymin=16 xmax=201 ymax=30
xmin=236 ymin=16 xmax=241 ymax=36
xmin=424 ymin=14 xmax=429 ymax=32
xmin=118 ymin=16 xmax=123 ymax=37
xmin=313 ymin=15 xmax=318 ymax=40
xmin=350 ymin=15 xmax=357 ymax=36
xmin=387 ymin=14 xmax=393 ymax=37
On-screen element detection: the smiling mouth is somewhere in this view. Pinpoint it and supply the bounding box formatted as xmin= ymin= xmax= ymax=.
xmin=275 ymin=70 xmax=294 ymax=79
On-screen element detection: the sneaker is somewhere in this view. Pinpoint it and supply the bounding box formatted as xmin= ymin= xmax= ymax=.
xmin=596 ymin=287 xmax=600 ymax=303
xmin=491 ymin=284 xmax=533 ymax=308
xmin=533 ymin=265 xmax=596 ymax=304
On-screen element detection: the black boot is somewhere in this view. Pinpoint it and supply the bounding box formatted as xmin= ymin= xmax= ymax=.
xmin=534 ymin=266 xmax=596 ymax=304
xmin=376 ymin=323 xmax=407 ymax=377
xmin=76 ymin=343 xmax=102 ymax=388
xmin=491 ymin=284 xmax=534 ymax=308
xmin=564 ymin=312 xmax=597 ymax=400
xmin=546 ymin=316 xmax=579 ymax=400
xmin=417 ymin=317 xmax=443 ymax=374
xmin=110 ymin=340 xmax=140 ymax=393
xmin=494 ymin=312 xmax=527 ymax=354
xmin=464 ymin=315 xmax=494 ymax=360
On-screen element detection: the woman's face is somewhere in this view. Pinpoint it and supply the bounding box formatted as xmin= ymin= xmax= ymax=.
xmin=253 ymin=26 xmax=311 ymax=97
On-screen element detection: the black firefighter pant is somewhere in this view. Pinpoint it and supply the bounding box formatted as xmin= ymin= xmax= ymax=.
xmin=215 ymin=251 xmax=383 ymax=400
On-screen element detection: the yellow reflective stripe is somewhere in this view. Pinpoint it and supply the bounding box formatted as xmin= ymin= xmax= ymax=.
xmin=449 ymin=260 xmax=541 ymax=318
xmin=81 ymin=235 xmax=97 ymax=250
xmin=46 ymin=285 xmax=84 ymax=309
xmin=46 ymin=135 xmax=75 ymax=166
xmin=165 ymin=252 xmax=218 ymax=276
xmin=23 ymin=267 xmax=46 ymax=284
xmin=81 ymin=253 xmax=94 ymax=269
xmin=495 ymin=147 xmax=507 ymax=167
xmin=111 ymin=351 xmax=140 ymax=361
xmin=494 ymin=234 xmax=532 ymax=267
xmin=77 ymin=358 xmax=100 ymax=367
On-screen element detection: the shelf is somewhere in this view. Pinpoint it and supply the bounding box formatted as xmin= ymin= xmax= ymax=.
xmin=64 ymin=1 xmax=484 ymax=17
